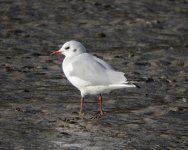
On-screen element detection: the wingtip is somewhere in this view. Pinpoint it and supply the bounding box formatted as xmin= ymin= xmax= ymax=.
xmin=126 ymin=82 xmax=140 ymax=88
xmin=134 ymin=83 xmax=141 ymax=88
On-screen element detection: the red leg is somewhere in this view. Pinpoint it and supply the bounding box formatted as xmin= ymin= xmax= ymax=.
xmin=99 ymin=94 xmax=104 ymax=115
xmin=80 ymin=96 xmax=84 ymax=113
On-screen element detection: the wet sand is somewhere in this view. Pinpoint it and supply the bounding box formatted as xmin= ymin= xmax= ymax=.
xmin=0 ymin=0 xmax=188 ymax=149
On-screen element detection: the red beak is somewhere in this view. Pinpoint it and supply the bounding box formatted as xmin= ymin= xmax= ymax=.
xmin=50 ymin=50 xmax=61 ymax=55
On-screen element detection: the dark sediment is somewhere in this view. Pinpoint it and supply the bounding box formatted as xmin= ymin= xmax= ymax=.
xmin=0 ymin=0 xmax=188 ymax=149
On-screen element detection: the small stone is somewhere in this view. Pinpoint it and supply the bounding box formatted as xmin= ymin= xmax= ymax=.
xmin=103 ymin=4 xmax=111 ymax=9
xmin=15 ymin=107 xmax=21 ymax=112
xmin=142 ymin=77 xmax=154 ymax=83
xmin=128 ymin=53 xmax=134 ymax=58
xmin=4 ymin=64 xmax=14 ymax=72
xmin=97 ymin=33 xmax=106 ymax=38
xmin=42 ymin=66 xmax=48 ymax=70
xmin=153 ymin=20 xmax=160 ymax=24
xmin=182 ymin=98 xmax=187 ymax=103
xmin=32 ymin=53 xmax=41 ymax=56
xmin=94 ymin=2 xmax=101 ymax=6
xmin=165 ymin=79 xmax=172 ymax=83
xmin=6 ymin=56 xmax=11 ymax=59
xmin=135 ymin=61 xmax=149 ymax=66
xmin=60 ymin=132 xmax=70 ymax=136
xmin=24 ymin=89 xmax=30 ymax=92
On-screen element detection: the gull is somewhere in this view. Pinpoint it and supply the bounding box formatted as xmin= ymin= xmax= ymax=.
xmin=51 ymin=40 xmax=136 ymax=115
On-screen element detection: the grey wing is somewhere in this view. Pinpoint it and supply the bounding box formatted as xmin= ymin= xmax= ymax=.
xmin=93 ymin=56 xmax=113 ymax=70
xmin=70 ymin=53 xmax=127 ymax=85
xmin=93 ymin=55 xmax=127 ymax=83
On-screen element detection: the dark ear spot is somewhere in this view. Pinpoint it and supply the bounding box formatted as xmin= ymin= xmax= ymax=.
xmin=73 ymin=49 xmax=77 ymax=52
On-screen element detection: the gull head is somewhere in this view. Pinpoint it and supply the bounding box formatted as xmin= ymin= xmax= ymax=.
xmin=51 ymin=40 xmax=86 ymax=58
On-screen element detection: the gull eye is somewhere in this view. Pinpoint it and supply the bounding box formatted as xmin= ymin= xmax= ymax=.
xmin=65 ymin=46 xmax=70 ymax=50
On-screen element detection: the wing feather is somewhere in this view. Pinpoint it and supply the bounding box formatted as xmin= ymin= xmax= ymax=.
xmin=69 ymin=53 xmax=127 ymax=86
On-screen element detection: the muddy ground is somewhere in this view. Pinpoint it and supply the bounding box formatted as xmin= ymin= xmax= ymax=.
xmin=0 ymin=0 xmax=188 ymax=149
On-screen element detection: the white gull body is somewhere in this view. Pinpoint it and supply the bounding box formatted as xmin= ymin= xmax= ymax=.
xmin=62 ymin=41 xmax=135 ymax=96
xmin=51 ymin=40 xmax=136 ymax=114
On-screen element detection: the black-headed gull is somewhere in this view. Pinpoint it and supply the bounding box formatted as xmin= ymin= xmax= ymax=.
xmin=51 ymin=40 xmax=136 ymax=115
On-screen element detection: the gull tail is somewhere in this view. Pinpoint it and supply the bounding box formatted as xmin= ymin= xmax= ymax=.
xmin=109 ymin=82 xmax=137 ymax=90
